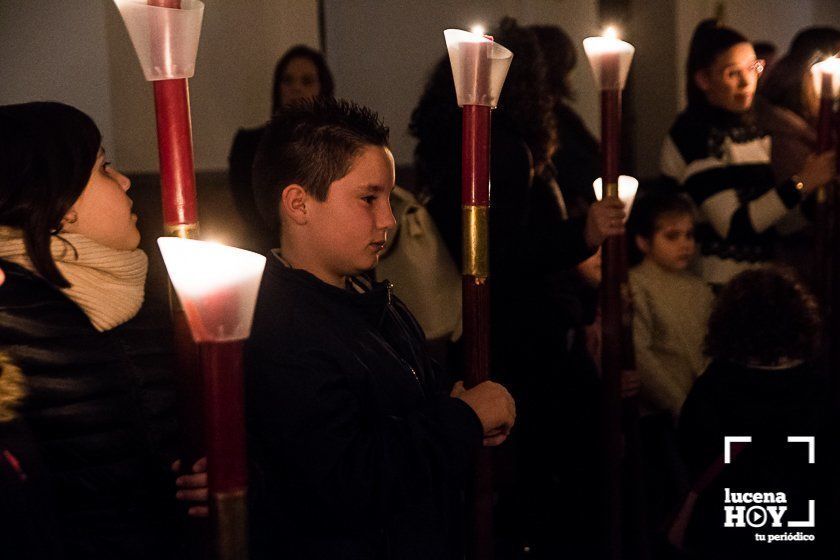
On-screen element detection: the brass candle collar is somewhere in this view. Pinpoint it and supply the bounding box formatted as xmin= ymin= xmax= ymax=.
xmin=462 ymin=206 xmax=489 ymax=278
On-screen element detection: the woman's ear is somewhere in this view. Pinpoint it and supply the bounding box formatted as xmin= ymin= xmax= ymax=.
xmin=635 ymin=234 xmax=651 ymax=255
xmin=280 ymin=184 xmax=309 ymax=226
xmin=694 ymin=69 xmax=711 ymax=93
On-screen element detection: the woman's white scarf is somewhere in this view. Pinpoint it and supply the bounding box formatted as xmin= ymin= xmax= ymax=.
xmin=0 ymin=227 xmax=147 ymax=331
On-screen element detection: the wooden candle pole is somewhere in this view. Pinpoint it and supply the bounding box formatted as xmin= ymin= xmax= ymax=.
xmin=599 ymin=85 xmax=625 ymax=560
xmin=200 ymin=340 xmax=248 ymax=559
xmin=462 ymin=102 xmax=493 ymax=560
xmin=814 ymin=70 xmax=834 ymax=301
xmin=583 ymin=30 xmax=639 ymax=560
xmin=811 ymin=61 xmax=839 ymax=400
xmin=146 ymin=5 xmax=248 ymax=555
xmin=445 ymin=29 xmax=511 ymax=560
xmin=143 ymin=0 xmax=207 ymax=497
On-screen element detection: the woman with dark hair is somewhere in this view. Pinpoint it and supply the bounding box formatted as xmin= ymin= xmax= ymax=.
xmin=0 ymin=102 xmax=204 ymax=559
xmin=411 ymin=17 xmax=622 ymax=558
xmin=660 ymin=19 xmax=836 ymax=286
xmin=530 ymin=24 xmax=600 ymax=220
xmin=228 ymin=45 xmax=335 ymax=252
xmin=678 ymin=267 xmax=836 ymax=559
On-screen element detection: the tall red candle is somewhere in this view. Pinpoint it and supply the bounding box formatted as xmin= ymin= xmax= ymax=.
xmin=445 ymin=28 xmax=512 ymax=560
xmin=583 ymin=29 xmax=636 ymax=560
xmin=817 ymin=71 xmax=834 ymax=153
xmin=149 ymin=0 xmax=200 ymax=238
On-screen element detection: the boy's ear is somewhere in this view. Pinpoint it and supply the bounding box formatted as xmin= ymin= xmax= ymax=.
xmin=635 ymin=234 xmax=651 ymax=255
xmin=280 ymin=184 xmax=309 ymax=226
xmin=694 ymin=69 xmax=711 ymax=93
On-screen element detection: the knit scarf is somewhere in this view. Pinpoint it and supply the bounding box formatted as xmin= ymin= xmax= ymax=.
xmin=0 ymin=227 xmax=147 ymax=331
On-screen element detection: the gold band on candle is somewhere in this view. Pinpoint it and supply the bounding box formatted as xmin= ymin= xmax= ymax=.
xmin=463 ymin=206 xmax=489 ymax=278
xmin=214 ymin=490 xmax=248 ymax=560
xmin=604 ymin=181 xmax=619 ymax=199
xmin=165 ymin=223 xmax=200 ymax=239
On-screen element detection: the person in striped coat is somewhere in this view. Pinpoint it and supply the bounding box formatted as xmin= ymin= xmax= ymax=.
xmin=660 ymin=19 xmax=835 ymax=286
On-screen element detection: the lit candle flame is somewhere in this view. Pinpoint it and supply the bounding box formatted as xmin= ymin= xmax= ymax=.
xmin=811 ymin=55 xmax=840 ymax=99
xmin=813 ymin=55 xmax=840 ymax=74
xmin=471 ymin=24 xmax=486 ymax=37
xmin=603 ymin=26 xmax=618 ymax=40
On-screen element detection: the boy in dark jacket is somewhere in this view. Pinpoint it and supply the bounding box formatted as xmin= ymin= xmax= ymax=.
xmin=245 ymin=98 xmax=516 ymax=559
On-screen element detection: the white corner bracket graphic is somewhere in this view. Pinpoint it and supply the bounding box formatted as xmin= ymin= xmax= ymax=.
xmin=787 ymin=500 xmax=816 ymax=528
xmin=724 ymin=436 xmax=752 ymax=464
xmin=787 ymin=436 xmax=816 ymax=464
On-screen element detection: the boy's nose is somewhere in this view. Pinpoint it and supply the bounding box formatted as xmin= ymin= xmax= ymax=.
xmin=379 ymin=205 xmax=397 ymax=230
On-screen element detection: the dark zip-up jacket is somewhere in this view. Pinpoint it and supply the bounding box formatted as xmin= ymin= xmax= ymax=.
xmin=245 ymin=254 xmax=483 ymax=559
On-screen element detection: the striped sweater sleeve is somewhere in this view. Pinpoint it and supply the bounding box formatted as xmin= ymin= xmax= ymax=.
xmin=662 ymin=126 xmax=800 ymax=240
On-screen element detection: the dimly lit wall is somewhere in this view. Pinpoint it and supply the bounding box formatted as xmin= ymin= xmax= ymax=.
xmin=0 ymin=1 xmax=116 ymax=153
xmin=0 ymin=0 xmax=320 ymax=173
xmin=323 ymin=0 xmax=600 ymax=168
xmin=2 ymin=1 xmax=839 ymax=176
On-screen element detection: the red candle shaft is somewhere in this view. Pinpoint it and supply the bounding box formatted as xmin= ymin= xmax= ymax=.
xmin=463 ymin=277 xmax=490 ymax=389
xmin=462 ymin=105 xmax=491 ymax=206
xmin=148 ymin=0 xmax=199 ymax=229
xmin=601 ymin=90 xmax=621 ymax=188
xmin=461 ymin=102 xmax=493 ymax=560
xmin=599 ymin=82 xmax=626 ymax=560
xmin=153 ymin=79 xmax=199 ymax=227
xmin=817 ymin=73 xmax=834 ymax=152
xmin=462 ymin=105 xmax=491 ymax=389
xmin=201 ymin=340 xmax=248 ymax=492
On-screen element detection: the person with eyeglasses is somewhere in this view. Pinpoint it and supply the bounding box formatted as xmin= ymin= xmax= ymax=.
xmin=660 ymin=19 xmax=836 ymax=287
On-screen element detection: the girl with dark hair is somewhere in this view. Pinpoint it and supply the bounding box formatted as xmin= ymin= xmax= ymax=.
xmin=660 ymin=19 xmax=836 ymax=286
xmin=0 ymin=102 xmax=204 ymax=559
xmin=229 ymin=44 xmax=336 ymax=253
xmin=678 ymin=267 xmax=836 ymax=559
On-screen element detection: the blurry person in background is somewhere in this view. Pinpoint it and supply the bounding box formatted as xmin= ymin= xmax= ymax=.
xmin=530 ymin=24 xmax=600 ymax=219
xmin=753 ymin=41 xmax=778 ymax=74
xmin=754 ymin=26 xmax=840 ymax=281
xmin=411 ymin=18 xmax=623 ymax=557
xmin=679 ymin=267 xmax=836 ymax=559
xmin=660 ymin=19 xmax=835 ymax=287
xmin=228 ymin=45 xmax=335 ymax=253
xmin=757 ymin=27 xmax=840 ymax=182
xmin=629 ymin=193 xmax=713 ymax=423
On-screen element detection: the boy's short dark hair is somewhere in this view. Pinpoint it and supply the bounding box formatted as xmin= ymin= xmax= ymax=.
xmin=705 ymin=267 xmax=821 ymax=365
xmin=252 ymin=97 xmax=389 ymax=229
xmin=629 ymin=191 xmax=695 ymax=240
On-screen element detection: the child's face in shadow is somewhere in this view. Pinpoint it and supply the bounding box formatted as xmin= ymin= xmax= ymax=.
xmin=638 ymin=213 xmax=696 ymax=272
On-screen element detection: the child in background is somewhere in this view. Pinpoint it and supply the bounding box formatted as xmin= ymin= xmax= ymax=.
xmin=678 ymin=268 xmax=833 ymax=559
xmin=629 ymin=193 xmax=714 ymax=422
